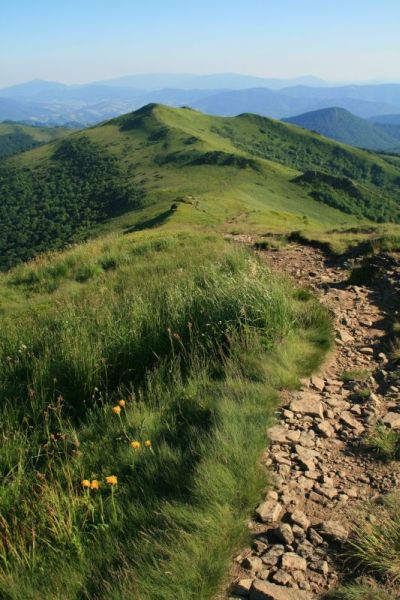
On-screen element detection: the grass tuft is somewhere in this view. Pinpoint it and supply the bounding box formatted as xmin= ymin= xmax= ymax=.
xmin=341 ymin=369 xmax=370 ymax=383
xmin=364 ymin=425 xmax=400 ymax=460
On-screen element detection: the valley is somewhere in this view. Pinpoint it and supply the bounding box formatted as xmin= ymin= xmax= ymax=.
xmin=0 ymin=121 xmax=71 ymax=158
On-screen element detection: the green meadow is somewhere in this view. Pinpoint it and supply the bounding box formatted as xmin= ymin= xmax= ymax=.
xmin=0 ymin=231 xmax=331 ymax=599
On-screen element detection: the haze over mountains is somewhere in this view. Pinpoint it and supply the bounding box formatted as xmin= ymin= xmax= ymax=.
xmin=1 ymin=73 xmax=400 ymax=126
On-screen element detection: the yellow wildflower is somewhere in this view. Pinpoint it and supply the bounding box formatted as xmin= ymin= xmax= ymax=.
xmin=81 ymin=479 xmax=90 ymax=489
xmin=105 ymin=475 xmax=118 ymax=486
xmin=112 ymin=405 xmax=121 ymax=415
xmin=91 ymin=479 xmax=100 ymax=490
xmin=119 ymin=399 xmax=126 ymax=408
xmin=144 ymin=440 xmax=152 ymax=448
xmin=131 ymin=440 xmax=141 ymax=450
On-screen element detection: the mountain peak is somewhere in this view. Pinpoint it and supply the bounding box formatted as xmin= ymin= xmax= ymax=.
xmin=284 ymin=106 xmax=400 ymax=151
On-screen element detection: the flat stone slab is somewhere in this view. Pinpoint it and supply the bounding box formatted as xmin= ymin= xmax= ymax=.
xmin=320 ymin=520 xmax=349 ymax=542
xmin=289 ymin=393 xmax=324 ymax=418
xmin=281 ymin=551 xmax=307 ymax=572
xmin=249 ymin=580 xmax=312 ymax=599
xmin=267 ymin=425 xmax=290 ymax=443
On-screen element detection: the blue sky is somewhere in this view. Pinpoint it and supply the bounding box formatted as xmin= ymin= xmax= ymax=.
xmin=1 ymin=0 xmax=399 ymax=86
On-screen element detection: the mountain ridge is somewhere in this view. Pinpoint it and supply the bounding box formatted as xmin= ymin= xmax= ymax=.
xmin=284 ymin=107 xmax=400 ymax=151
xmin=1 ymin=77 xmax=400 ymax=124
xmin=2 ymin=102 xmax=400 ymax=269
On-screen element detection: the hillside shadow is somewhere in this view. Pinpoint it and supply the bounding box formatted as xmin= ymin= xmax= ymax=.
xmin=123 ymin=205 xmax=176 ymax=233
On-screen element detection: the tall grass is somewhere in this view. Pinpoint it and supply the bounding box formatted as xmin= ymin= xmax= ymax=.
xmin=0 ymin=231 xmax=331 ymax=599
xmin=345 ymin=495 xmax=400 ymax=583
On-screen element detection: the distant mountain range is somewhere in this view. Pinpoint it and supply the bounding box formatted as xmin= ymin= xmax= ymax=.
xmin=94 ymin=73 xmax=329 ymax=90
xmin=0 ymin=74 xmax=400 ymax=126
xmin=284 ymin=107 xmax=400 ymax=152
xmin=370 ymin=114 xmax=400 ymax=125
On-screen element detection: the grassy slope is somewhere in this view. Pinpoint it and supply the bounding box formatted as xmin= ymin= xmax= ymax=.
xmin=0 ymin=230 xmax=332 ymax=599
xmin=5 ymin=103 xmax=400 ymax=262
xmin=0 ymin=121 xmax=70 ymax=158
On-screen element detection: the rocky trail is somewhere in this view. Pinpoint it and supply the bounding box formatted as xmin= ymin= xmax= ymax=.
xmin=228 ymin=242 xmax=400 ymax=600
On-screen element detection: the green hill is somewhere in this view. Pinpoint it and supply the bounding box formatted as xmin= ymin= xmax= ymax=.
xmin=0 ymin=121 xmax=71 ymax=158
xmin=1 ymin=104 xmax=400 ymax=600
xmin=2 ymin=102 xmax=400 ymax=270
xmin=285 ymin=107 xmax=400 ymax=151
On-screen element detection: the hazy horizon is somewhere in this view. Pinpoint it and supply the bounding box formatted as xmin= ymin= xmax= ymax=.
xmin=1 ymin=72 xmax=399 ymax=91
xmin=1 ymin=0 xmax=400 ymax=88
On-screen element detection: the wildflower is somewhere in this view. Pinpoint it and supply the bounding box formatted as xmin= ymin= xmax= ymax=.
xmin=106 ymin=475 xmax=118 ymax=486
xmin=81 ymin=479 xmax=91 ymax=489
xmin=112 ymin=405 xmax=121 ymax=415
xmin=144 ymin=440 xmax=152 ymax=448
xmin=118 ymin=399 xmax=126 ymax=408
xmin=91 ymin=479 xmax=100 ymax=490
xmin=131 ymin=440 xmax=141 ymax=450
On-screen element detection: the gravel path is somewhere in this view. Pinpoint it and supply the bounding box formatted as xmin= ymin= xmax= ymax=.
xmin=228 ymin=242 xmax=400 ymax=600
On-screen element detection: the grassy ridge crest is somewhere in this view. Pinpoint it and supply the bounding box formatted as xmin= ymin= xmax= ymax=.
xmin=2 ymin=103 xmax=400 ymax=270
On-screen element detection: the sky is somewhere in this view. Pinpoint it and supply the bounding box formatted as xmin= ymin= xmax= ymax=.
xmin=1 ymin=0 xmax=399 ymax=87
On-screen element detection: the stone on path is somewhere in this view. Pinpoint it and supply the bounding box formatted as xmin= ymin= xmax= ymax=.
xmin=232 ymin=578 xmax=253 ymax=596
xmin=277 ymin=523 xmax=294 ymax=545
xmin=290 ymin=392 xmax=324 ymax=418
xmin=320 ymin=520 xmax=349 ymax=542
xmin=249 ymin=580 xmax=312 ymax=599
xmin=337 ymin=329 xmax=354 ymax=343
xmin=311 ymin=375 xmax=325 ymax=391
xmin=267 ymin=425 xmax=289 ymax=443
xmin=295 ymin=445 xmax=319 ymax=471
xmin=256 ymin=499 xmax=282 ymax=523
xmin=316 ymin=420 xmax=335 ymax=438
xmin=242 ymin=555 xmax=263 ymax=573
xmin=340 ymin=411 xmax=365 ymax=434
xmin=281 ymin=551 xmax=307 ymax=572
xmin=290 ymin=509 xmax=310 ymax=530
xmin=382 ymin=412 xmax=400 ymax=430
xmin=272 ymin=570 xmax=292 ymax=585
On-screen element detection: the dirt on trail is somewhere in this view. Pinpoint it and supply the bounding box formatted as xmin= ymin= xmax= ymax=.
xmin=227 ymin=240 xmax=400 ymax=600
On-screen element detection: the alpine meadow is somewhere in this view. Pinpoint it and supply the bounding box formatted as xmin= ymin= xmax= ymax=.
xmin=2 ymin=2 xmax=400 ymax=599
